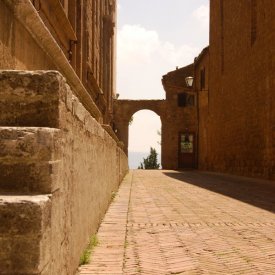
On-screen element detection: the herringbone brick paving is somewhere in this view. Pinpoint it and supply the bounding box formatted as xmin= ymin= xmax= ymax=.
xmin=79 ymin=170 xmax=275 ymax=274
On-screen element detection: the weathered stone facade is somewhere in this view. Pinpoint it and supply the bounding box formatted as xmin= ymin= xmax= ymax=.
xmin=198 ymin=0 xmax=275 ymax=179
xmin=1 ymin=0 xmax=116 ymax=123
xmin=0 ymin=71 xmax=127 ymax=275
xmin=0 ymin=1 xmax=128 ymax=274
xmin=195 ymin=47 xmax=209 ymax=170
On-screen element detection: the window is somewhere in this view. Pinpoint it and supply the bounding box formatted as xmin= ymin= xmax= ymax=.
xmin=178 ymin=93 xmax=195 ymax=107
xmin=180 ymin=134 xmax=194 ymax=153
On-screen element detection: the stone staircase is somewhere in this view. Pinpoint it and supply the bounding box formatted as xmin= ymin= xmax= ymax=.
xmin=0 ymin=71 xmax=62 ymax=274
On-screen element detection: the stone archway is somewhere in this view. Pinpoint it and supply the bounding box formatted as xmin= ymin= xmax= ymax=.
xmin=113 ymin=99 xmax=166 ymax=165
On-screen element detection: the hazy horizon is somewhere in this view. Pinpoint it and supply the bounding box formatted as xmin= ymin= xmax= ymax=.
xmin=129 ymin=151 xmax=162 ymax=169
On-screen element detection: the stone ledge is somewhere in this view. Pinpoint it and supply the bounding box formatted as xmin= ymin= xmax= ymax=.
xmin=0 ymin=71 xmax=62 ymax=127
xmin=0 ymin=127 xmax=61 ymax=194
xmin=0 ymin=127 xmax=61 ymax=160
xmin=102 ymin=124 xmax=120 ymax=143
xmin=0 ymin=71 xmax=126 ymax=150
xmin=0 ymin=195 xmax=51 ymax=274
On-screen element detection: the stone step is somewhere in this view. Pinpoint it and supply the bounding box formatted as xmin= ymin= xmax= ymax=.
xmin=0 ymin=127 xmax=61 ymax=194
xmin=0 ymin=194 xmax=51 ymax=275
xmin=0 ymin=70 xmax=63 ymax=127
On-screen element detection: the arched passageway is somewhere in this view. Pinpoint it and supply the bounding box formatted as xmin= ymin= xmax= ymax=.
xmin=113 ymin=99 xmax=166 ymax=166
xmin=128 ymin=110 xmax=161 ymax=169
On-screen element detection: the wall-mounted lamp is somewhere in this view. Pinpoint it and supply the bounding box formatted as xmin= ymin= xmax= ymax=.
xmin=185 ymin=76 xmax=194 ymax=87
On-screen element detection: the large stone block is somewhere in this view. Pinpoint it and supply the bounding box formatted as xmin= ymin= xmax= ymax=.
xmin=0 ymin=127 xmax=61 ymax=160
xmin=0 ymin=71 xmax=62 ymax=127
xmin=0 ymin=195 xmax=51 ymax=275
xmin=0 ymin=127 xmax=61 ymax=194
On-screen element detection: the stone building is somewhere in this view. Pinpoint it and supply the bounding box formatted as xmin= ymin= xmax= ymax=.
xmin=0 ymin=1 xmax=128 ymax=274
xmin=161 ymin=65 xmax=198 ymax=169
xmin=198 ymin=0 xmax=275 ymax=179
xmin=0 ymin=0 xmax=116 ymax=124
xmin=113 ymin=64 xmax=198 ymax=170
xmin=167 ymin=0 xmax=275 ymax=179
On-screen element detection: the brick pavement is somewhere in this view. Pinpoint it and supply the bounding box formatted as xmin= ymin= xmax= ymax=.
xmin=78 ymin=170 xmax=275 ymax=274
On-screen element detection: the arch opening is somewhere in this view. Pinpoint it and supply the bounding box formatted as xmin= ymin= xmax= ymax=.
xmin=128 ymin=110 xmax=161 ymax=169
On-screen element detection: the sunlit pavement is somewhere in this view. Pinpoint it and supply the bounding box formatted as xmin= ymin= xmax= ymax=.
xmin=79 ymin=170 xmax=275 ymax=275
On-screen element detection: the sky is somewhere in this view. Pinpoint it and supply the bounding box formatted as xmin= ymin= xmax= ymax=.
xmin=117 ymin=0 xmax=209 ymax=168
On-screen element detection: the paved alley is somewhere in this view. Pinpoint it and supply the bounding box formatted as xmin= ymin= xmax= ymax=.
xmin=79 ymin=170 xmax=275 ymax=275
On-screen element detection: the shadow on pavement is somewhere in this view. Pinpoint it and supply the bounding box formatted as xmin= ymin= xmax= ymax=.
xmin=163 ymin=171 xmax=275 ymax=214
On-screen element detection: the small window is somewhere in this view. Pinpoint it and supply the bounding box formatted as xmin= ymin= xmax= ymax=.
xmin=178 ymin=93 xmax=195 ymax=107
xmin=178 ymin=93 xmax=186 ymax=107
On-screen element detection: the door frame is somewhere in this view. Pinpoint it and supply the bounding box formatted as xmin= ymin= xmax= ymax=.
xmin=178 ymin=131 xmax=197 ymax=169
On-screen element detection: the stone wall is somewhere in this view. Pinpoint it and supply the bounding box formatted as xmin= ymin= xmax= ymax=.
xmin=194 ymin=47 xmax=210 ymax=170
xmin=0 ymin=1 xmax=56 ymax=70
xmin=206 ymin=0 xmax=275 ymax=179
xmin=0 ymin=71 xmax=128 ymax=275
